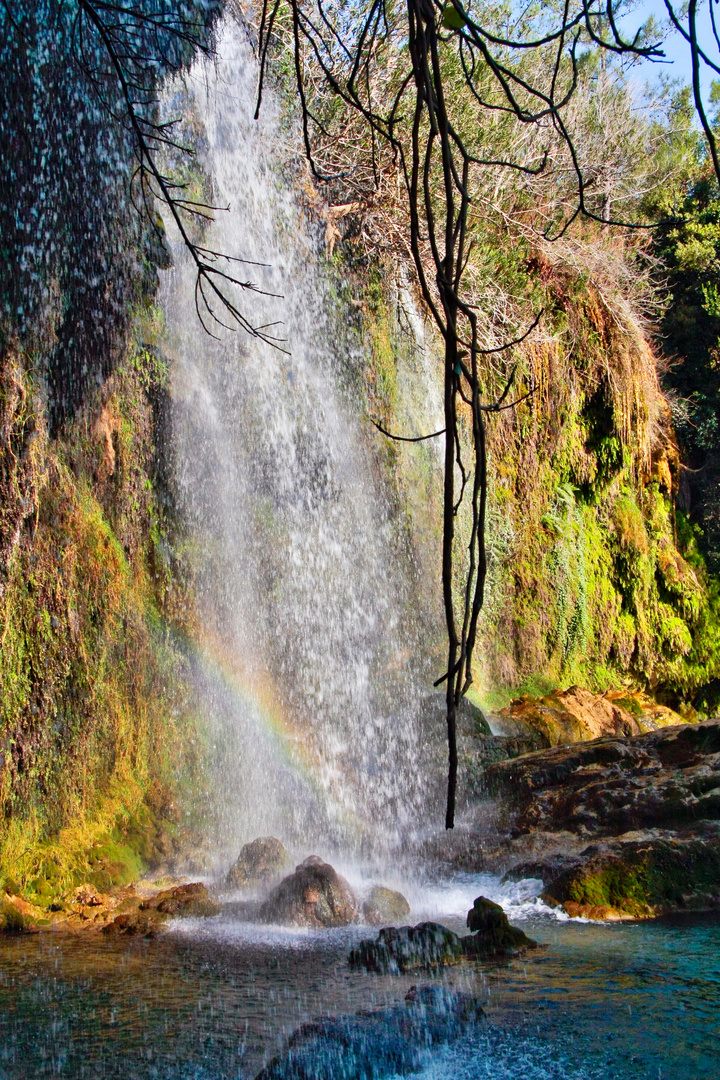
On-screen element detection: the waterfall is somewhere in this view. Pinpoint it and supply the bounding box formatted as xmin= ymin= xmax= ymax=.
xmin=160 ymin=18 xmax=446 ymax=865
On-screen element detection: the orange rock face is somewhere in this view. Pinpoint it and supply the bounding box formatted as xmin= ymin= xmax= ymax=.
xmin=498 ymin=685 xmax=687 ymax=747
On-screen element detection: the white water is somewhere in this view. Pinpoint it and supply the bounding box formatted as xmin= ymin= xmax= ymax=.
xmin=167 ymin=868 xmax=564 ymax=952
xmin=161 ymin=19 xmax=444 ymax=866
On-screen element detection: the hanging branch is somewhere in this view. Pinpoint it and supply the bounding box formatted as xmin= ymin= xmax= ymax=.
xmin=73 ymin=0 xmax=286 ymax=347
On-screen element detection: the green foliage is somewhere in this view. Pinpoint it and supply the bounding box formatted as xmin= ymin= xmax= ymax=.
xmin=468 ymin=265 xmax=720 ymax=709
xmin=652 ymin=175 xmax=720 ymax=569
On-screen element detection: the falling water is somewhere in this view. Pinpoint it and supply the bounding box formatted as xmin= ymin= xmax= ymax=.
xmin=161 ymin=17 xmax=445 ymax=865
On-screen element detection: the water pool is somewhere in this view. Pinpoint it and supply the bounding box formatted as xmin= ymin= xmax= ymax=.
xmin=0 ymin=876 xmax=716 ymax=1079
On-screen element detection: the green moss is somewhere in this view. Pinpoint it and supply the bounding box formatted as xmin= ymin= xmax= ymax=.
xmin=552 ymin=839 xmax=720 ymax=916
xmin=565 ymin=863 xmax=652 ymax=917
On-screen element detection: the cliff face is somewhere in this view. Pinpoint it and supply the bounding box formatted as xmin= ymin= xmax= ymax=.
xmin=479 ymin=267 xmax=718 ymax=710
xmin=0 ymin=323 xmax=205 ymax=902
xmin=362 ymin=254 xmax=720 ymax=715
xmin=0 ymin=1 xmax=220 ymax=899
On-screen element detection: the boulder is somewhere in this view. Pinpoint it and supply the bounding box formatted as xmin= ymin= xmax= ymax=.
xmin=226 ymin=837 xmax=289 ymax=890
xmin=256 ymin=986 xmax=483 ymax=1080
xmin=362 ymin=886 xmax=411 ymax=926
xmin=349 ymin=921 xmax=464 ymax=974
xmin=259 ymin=856 xmax=358 ymax=927
xmin=463 ymin=896 xmax=536 ymax=955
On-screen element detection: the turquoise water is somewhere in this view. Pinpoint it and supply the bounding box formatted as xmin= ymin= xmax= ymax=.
xmin=0 ymin=880 xmax=716 ymax=1079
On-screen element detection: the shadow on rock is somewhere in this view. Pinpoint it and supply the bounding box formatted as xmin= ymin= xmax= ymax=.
xmin=255 ymin=985 xmax=484 ymax=1080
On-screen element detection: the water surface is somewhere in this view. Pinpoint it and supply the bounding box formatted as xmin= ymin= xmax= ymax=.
xmin=0 ymin=875 xmax=716 ymax=1079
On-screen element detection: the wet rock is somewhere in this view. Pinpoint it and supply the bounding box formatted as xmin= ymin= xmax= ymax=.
xmin=474 ymin=720 xmax=720 ymax=919
xmin=259 ymin=856 xmax=358 ymax=927
xmin=103 ymin=911 xmax=163 ymax=938
xmin=349 ymin=921 xmax=464 ymax=973
xmin=256 ymin=985 xmax=484 ymax=1080
xmin=421 ymin=692 xmax=492 ymax=735
xmin=361 ymin=886 xmax=410 ymax=926
xmin=226 ymin=837 xmax=289 ymax=890
xmin=143 ymin=881 xmax=221 ymax=918
xmin=558 ymin=901 xmax=633 ymax=921
xmin=484 ymin=719 xmax=720 ymax=838
xmin=463 ymin=896 xmax=536 ymax=955
xmin=471 ymin=733 xmax=549 ymax=769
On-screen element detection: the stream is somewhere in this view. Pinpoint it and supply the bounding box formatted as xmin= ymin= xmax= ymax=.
xmin=0 ymin=872 xmax=717 ymax=1079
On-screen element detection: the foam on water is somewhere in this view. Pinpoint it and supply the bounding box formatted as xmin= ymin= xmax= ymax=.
xmin=165 ymin=869 xmax=570 ymax=954
xmin=390 ymin=1030 xmax=608 ymax=1080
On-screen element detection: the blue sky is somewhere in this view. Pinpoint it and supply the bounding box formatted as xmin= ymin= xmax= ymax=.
xmin=623 ymin=0 xmax=718 ymax=89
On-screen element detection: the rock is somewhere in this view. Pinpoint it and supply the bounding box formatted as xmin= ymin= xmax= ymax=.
xmin=0 ymin=894 xmax=44 ymax=933
xmin=103 ymin=912 xmax=163 ymax=937
xmin=362 ymin=886 xmax=410 ymax=926
xmin=69 ymin=883 xmax=104 ymax=907
xmin=259 ymin=856 xmax=358 ymax=927
xmin=463 ymin=896 xmax=536 ymax=955
xmin=471 ymin=733 xmax=549 ymax=769
xmin=484 ymin=719 xmax=720 ymax=838
xmin=143 ymin=881 xmax=221 ymax=918
xmin=349 ymin=921 xmax=464 ymax=973
xmin=540 ymin=831 xmax=720 ymax=919
xmin=226 ymin=837 xmax=289 ymax=890
xmin=497 ymin=685 xmax=687 ymax=747
xmin=256 ymin=986 xmax=484 ymax=1080
xmin=473 ymin=719 xmax=720 ymax=919
xmin=559 ymin=901 xmax=633 ymax=921
xmin=421 ymin=693 xmax=492 ymax=735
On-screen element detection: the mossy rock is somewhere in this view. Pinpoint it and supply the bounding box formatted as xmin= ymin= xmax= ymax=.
xmin=0 ymin=893 xmax=45 ymax=933
xmin=349 ymin=921 xmax=464 ymax=974
xmin=464 ymin=896 xmax=536 ymax=955
xmin=0 ymin=899 xmax=29 ymax=934
xmin=542 ymin=835 xmax=720 ymax=918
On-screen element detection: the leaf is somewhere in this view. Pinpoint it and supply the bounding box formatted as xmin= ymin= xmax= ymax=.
xmin=441 ymin=3 xmax=466 ymax=30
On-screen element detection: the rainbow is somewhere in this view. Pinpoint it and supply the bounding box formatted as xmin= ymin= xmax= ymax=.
xmin=183 ymin=625 xmax=364 ymax=845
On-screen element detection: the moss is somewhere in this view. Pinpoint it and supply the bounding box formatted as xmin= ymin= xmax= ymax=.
xmin=460 ymin=274 xmax=720 ymax=708
xmin=0 ymin=341 xmax=201 ymax=905
xmin=546 ymin=838 xmax=720 ymax=917
xmin=565 ymin=862 xmax=652 ymax=917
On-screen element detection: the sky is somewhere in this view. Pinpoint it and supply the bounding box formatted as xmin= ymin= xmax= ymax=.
xmin=623 ymin=0 xmax=719 ymax=91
